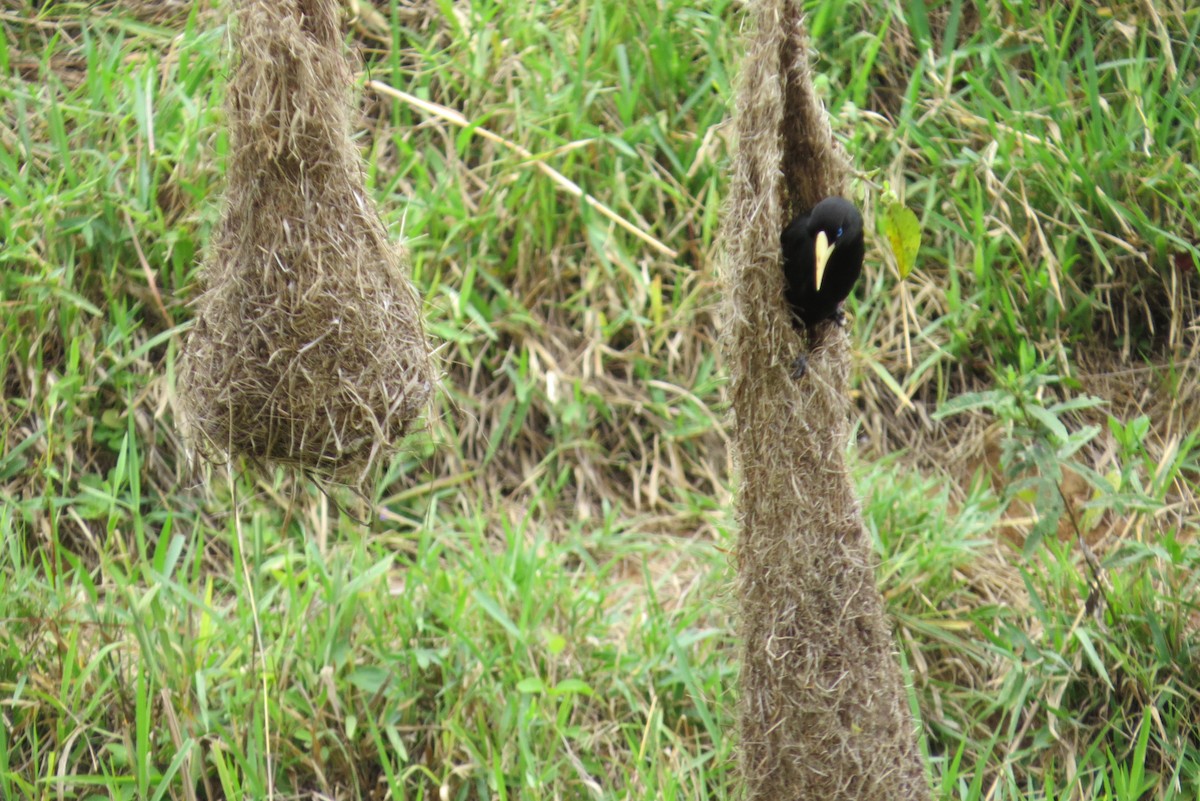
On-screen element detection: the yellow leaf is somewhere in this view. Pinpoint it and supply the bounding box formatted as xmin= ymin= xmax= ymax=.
xmin=882 ymin=201 xmax=921 ymax=279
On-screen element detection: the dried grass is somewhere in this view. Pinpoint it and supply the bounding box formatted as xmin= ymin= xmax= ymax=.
xmin=839 ymin=1 xmax=1200 ymax=533
xmin=177 ymin=0 xmax=433 ymax=486
xmin=721 ymin=1 xmax=929 ymax=798
xmin=856 ymin=318 xmax=1200 ymax=543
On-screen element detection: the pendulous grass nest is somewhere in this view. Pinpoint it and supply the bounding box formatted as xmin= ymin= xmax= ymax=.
xmin=177 ymin=0 xmax=433 ymax=485
xmin=721 ymin=1 xmax=929 ymax=798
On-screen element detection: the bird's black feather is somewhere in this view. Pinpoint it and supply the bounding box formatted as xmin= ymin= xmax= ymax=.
xmin=781 ymin=196 xmax=865 ymax=329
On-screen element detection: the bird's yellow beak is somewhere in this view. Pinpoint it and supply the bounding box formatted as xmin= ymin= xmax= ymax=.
xmin=814 ymin=230 xmax=835 ymax=291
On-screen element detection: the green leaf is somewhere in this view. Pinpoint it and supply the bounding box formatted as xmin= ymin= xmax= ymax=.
xmin=551 ymin=678 xmax=594 ymax=697
xmin=516 ymin=676 xmax=545 ymax=694
xmin=865 ymin=358 xmax=911 ymax=411
xmin=882 ymin=200 xmax=922 ymax=279
xmin=931 ymin=389 xmax=1009 ymax=419
xmin=545 ymin=632 xmax=567 ymax=655
xmin=1073 ymin=628 xmax=1113 ymax=690
xmin=1025 ymin=404 xmax=1069 ymax=444
xmin=472 ymin=590 xmax=521 ymax=639
xmin=347 ymin=666 xmax=391 ymax=694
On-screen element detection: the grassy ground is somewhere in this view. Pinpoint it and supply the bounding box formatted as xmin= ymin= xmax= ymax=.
xmin=2 ymin=0 xmax=1198 ymax=799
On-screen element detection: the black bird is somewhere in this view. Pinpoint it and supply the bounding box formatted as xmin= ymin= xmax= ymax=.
xmin=781 ymin=196 xmax=865 ymax=330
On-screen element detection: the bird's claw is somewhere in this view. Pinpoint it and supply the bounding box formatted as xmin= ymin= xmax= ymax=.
xmin=791 ymin=354 xmax=808 ymax=380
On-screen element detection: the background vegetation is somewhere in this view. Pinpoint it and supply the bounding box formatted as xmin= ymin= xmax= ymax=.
xmin=1 ymin=0 xmax=1198 ymax=798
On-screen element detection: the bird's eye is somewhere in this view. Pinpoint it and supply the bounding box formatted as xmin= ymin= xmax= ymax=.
xmin=836 ymin=226 xmax=843 ymax=239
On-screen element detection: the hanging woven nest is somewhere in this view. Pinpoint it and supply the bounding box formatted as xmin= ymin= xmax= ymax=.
xmin=721 ymin=1 xmax=930 ymax=799
xmin=177 ymin=0 xmax=434 ymax=485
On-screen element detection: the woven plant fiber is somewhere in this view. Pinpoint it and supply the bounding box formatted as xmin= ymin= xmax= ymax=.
xmin=177 ymin=0 xmax=433 ymax=485
xmin=720 ymin=1 xmax=931 ymax=798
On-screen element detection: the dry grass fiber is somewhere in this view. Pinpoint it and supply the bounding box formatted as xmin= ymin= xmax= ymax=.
xmin=721 ymin=1 xmax=930 ymax=798
xmin=177 ymin=0 xmax=433 ymax=485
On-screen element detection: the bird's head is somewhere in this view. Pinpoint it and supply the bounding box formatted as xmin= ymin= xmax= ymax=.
xmin=808 ymin=197 xmax=863 ymax=291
